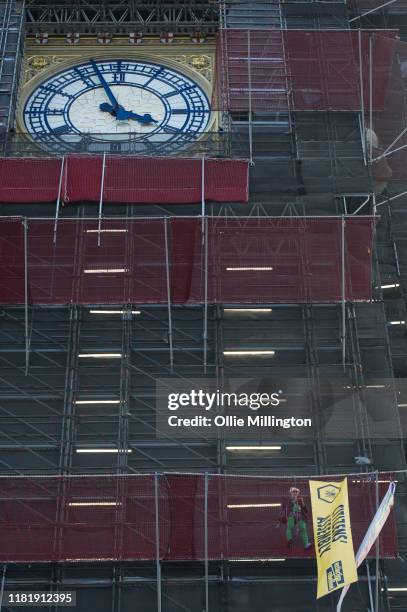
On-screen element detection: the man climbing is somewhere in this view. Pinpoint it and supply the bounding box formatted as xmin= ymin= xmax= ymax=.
xmin=279 ymin=486 xmax=312 ymax=550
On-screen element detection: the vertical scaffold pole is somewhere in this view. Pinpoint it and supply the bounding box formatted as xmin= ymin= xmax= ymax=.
xmin=375 ymin=471 xmax=380 ymax=612
xmin=154 ymin=473 xmax=162 ymax=612
xmin=204 ymin=472 xmax=209 ymax=612
xmin=164 ymin=218 xmax=174 ymax=373
xmin=341 ymin=216 xmax=346 ymax=371
xmin=203 ymin=217 xmax=209 ymax=374
xmin=98 ymin=153 xmax=107 ymax=247
xmin=247 ymin=30 xmax=253 ymax=166
xmin=53 ymin=156 xmax=65 ymax=244
xmin=0 ymin=564 xmax=6 ymax=612
xmin=201 ymin=155 xmax=206 ymax=240
xmin=366 ymin=560 xmax=375 ymax=612
xmin=358 ymin=30 xmax=367 ymax=166
xmin=369 ymin=34 xmax=374 ymax=162
xmin=23 ymin=218 xmax=29 ymax=376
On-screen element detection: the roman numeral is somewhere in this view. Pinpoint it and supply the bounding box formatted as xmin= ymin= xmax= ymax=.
xmin=40 ymin=85 xmax=74 ymax=100
xmin=162 ymin=125 xmax=179 ymax=134
xmin=74 ymin=67 xmax=94 ymax=87
xmin=171 ymin=108 xmax=210 ymax=115
xmin=113 ymin=72 xmax=126 ymax=83
xmin=52 ymin=125 xmax=72 ymax=135
xmin=143 ymin=67 xmax=164 ymax=88
xmin=163 ymin=86 xmax=194 ymax=99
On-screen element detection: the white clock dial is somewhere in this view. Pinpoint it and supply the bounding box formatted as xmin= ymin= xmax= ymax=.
xmin=22 ymin=59 xmax=212 ymax=154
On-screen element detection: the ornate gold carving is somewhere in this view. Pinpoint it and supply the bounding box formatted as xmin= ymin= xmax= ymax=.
xmin=31 ymin=56 xmax=48 ymax=69
xmin=22 ymin=47 xmax=214 ymax=87
xmin=24 ymin=55 xmax=79 ymax=84
xmin=191 ymin=55 xmax=210 ymax=70
xmin=172 ymin=54 xmax=213 ymax=82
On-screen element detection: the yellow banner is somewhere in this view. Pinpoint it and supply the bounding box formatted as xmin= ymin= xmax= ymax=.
xmin=309 ymin=478 xmax=357 ymax=599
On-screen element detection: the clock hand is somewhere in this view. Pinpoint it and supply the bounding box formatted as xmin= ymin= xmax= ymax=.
xmin=120 ymin=109 xmax=157 ymax=125
xmin=99 ymin=102 xmax=117 ymax=117
xmin=90 ymin=60 xmax=157 ymax=124
xmin=99 ymin=103 xmax=157 ymax=125
xmin=90 ymin=59 xmax=125 ymax=116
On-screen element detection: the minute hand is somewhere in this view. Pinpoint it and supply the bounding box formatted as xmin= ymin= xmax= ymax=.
xmin=90 ymin=58 xmax=120 ymax=110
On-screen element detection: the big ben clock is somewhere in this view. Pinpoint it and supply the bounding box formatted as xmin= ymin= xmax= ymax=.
xmin=20 ymin=58 xmax=212 ymax=154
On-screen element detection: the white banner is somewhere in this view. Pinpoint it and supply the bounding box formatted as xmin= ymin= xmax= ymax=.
xmin=336 ymin=481 xmax=396 ymax=612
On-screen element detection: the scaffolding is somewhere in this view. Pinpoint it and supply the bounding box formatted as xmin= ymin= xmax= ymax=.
xmin=0 ymin=472 xmax=398 ymax=563
xmin=0 ymin=1 xmax=25 ymax=132
xmin=24 ymin=0 xmax=219 ymax=35
xmin=0 ymin=1 xmax=405 ymax=611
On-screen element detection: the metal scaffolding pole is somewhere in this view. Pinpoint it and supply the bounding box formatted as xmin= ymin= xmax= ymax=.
xmin=358 ymin=30 xmax=367 ymax=166
xmin=366 ymin=560 xmax=375 ymax=612
xmin=154 ymin=473 xmax=162 ymax=612
xmin=349 ymin=0 xmax=398 ymax=22
xmin=201 ymin=155 xmax=206 ymax=224
xmin=204 ymin=472 xmax=209 ymax=612
xmin=373 ymin=127 xmax=407 ymax=162
xmin=53 ymin=156 xmax=65 ymax=244
xmin=375 ymin=471 xmax=380 ymax=612
xmin=369 ymin=34 xmax=373 ymax=163
xmin=341 ymin=216 xmax=346 ymax=371
xmin=0 ymin=564 xmax=6 ymax=612
xmin=23 ymin=218 xmax=29 ymax=376
xmin=97 ymin=152 xmax=107 ymax=247
xmin=203 ymin=217 xmax=209 ymax=374
xmin=247 ymin=30 xmax=253 ymax=166
xmin=164 ymin=218 xmax=174 ymax=373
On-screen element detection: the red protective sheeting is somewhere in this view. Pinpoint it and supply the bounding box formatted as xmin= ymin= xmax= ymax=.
xmin=220 ymin=29 xmax=397 ymax=112
xmin=0 ymin=158 xmax=62 ymax=203
xmin=0 ymin=218 xmax=24 ymax=304
xmin=202 ymin=217 xmax=374 ymax=303
xmin=63 ymin=155 xmax=249 ymax=204
xmin=0 ymin=156 xmax=249 ymax=204
xmin=0 ymin=216 xmax=374 ymax=305
xmin=0 ymin=474 xmax=397 ymax=563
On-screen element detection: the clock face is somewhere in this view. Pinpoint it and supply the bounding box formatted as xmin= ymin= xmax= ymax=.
xmin=22 ymin=58 xmax=211 ymax=154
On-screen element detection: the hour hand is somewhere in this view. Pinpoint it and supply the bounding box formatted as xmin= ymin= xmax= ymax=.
xmin=120 ymin=110 xmax=157 ymax=125
xmin=99 ymin=102 xmax=156 ymax=125
xmin=99 ymin=102 xmax=116 ymax=116
xmin=99 ymin=102 xmax=131 ymax=121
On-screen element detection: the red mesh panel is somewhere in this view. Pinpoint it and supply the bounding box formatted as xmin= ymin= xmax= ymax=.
xmin=345 ymin=218 xmax=375 ymax=301
xmin=203 ymin=217 xmax=374 ymax=303
xmin=170 ymin=218 xmax=203 ymax=304
xmin=0 ymin=158 xmax=62 ymax=203
xmin=62 ymin=155 xmax=102 ymax=203
xmin=104 ymin=157 xmax=203 ymax=204
xmin=25 ymin=219 xmax=168 ymax=304
xmin=221 ymin=29 xmax=397 ymax=112
xmin=207 ymin=475 xmax=398 ymax=561
xmin=0 ymin=218 xmax=24 ymax=303
xmin=206 ymin=158 xmax=249 ymax=202
xmin=0 ymin=217 xmax=375 ymax=305
xmin=61 ymin=156 xmax=249 ymax=204
xmin=0 ymin=474 xmax=397 ymax=562
xmin=224 ymin=29 xmax=289 ymax=112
